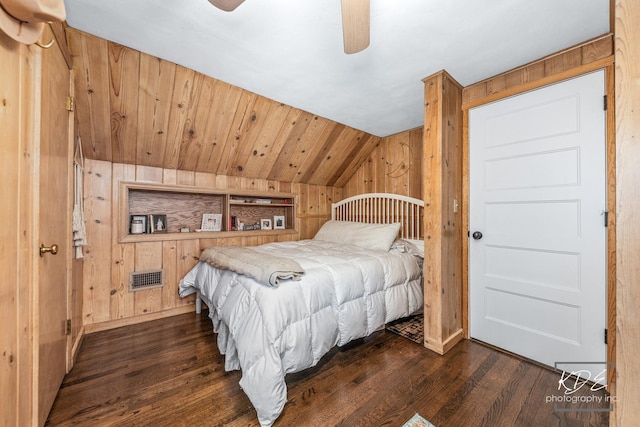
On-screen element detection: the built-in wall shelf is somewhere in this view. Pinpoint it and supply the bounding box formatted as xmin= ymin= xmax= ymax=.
xmin=119 ymin=181 xmax=296 ymax=243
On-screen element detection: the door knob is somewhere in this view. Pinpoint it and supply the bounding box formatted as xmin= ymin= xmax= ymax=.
xmin=40 ymin=243 xmax=59 ymax=257
xmin=472 ymin=231 xmax=483 ymax=240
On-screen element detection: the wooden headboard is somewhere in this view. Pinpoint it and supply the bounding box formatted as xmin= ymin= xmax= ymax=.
xmin=331 ymin=193 xmax=424 ymax=241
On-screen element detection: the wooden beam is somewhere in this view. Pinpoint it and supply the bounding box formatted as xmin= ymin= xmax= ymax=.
xmin=422 ymin=70 xmax=464 ymax=354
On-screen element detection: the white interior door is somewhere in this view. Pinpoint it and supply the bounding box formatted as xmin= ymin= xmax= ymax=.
xmin=469 ymin=71 xmax=607 ymax=379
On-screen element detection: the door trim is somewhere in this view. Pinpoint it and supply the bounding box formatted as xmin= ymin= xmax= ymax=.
xmin=461 ymin=62 xmax=616 ymax=384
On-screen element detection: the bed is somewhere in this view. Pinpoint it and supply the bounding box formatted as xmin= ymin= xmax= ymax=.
xmin=178 ymin=193 xmax=424 ymax=426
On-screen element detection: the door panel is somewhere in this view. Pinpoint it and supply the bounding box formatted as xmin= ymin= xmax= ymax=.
xmin=469 ymin=71 xmax=607 ymax=379
xmin=38 ymin=31 xmax=71 ymax=426
xmin=485 ymin=148 xmax=580 ymax=189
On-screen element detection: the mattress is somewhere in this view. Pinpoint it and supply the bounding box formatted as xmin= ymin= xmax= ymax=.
xmin=179 ymin=239 xmax=423 ymax=426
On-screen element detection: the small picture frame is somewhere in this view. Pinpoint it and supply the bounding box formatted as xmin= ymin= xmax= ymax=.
xmin=273 ymin=215 xmax=285 ymax=230
xmin=201 ymin=213 xmax=223 ymax=231
xmin=260 ymin=218 xmax=272 ymax=230
xmin=149 ymin=214 xmax=168 ymax=233
xmin=130 ymin=215 xmax=147 ymax=234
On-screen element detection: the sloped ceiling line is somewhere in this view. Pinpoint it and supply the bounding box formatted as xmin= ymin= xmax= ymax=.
xmin=64 ymin=0 xmax=609 ymax=137
xmin=70 ymin=28 xmax=381 ymax=187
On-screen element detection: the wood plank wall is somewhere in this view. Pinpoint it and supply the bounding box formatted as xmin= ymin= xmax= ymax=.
xmin=614 ymin=0 xmax=640 ymax=423
xmin=67 ymin=28 xmax=381 ymax=188
xmin=342 ymin=127 xmax=423 ymax=200
xmin=462 ymin=33 xmax=613 ymax=109
xmin=82 ymin=159 xmax=341 ymax=331
xmin=1 ymin=33 xmax=36 ymax=427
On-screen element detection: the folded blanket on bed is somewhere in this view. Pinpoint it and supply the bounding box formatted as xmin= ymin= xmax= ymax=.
xmin=200 ymin=246 xmax=304 ymax=287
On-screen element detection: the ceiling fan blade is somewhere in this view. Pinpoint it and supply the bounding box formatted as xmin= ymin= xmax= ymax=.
xmin=341 ymin=0 xmax=370 ymax=54
xmin=208 ymin=0 xmax=245 ymax=12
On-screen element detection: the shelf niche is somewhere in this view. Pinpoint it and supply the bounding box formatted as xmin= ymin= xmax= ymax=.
xmin=119 ymin=181 xmax=296 ymax=243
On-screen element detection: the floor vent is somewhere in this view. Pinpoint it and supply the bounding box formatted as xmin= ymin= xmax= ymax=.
xmin=130 ymin=269 xmax=164 ymax=292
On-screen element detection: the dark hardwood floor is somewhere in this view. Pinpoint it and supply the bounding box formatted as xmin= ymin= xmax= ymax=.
xmin=47 ymin=311 xmax=609 ymax=426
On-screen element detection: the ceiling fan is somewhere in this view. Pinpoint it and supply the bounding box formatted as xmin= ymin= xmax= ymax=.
xmin=208 ymin=0 xmax=370 ymax=54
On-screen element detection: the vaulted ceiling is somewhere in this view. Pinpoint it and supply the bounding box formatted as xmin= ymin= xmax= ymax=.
xmin=68 ymin=29 xmax=381 ymax=188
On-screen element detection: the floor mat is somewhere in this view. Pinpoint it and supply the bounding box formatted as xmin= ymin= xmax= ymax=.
xmin=386 ymin=314 xmax=423 ymax=344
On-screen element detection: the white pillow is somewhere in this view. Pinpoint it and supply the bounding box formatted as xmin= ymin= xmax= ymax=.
xmin=313 ymin=220 xmax=401 ymax=252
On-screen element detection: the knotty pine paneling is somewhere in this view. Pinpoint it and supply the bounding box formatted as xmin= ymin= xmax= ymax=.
xmin=67 ymin=28 xmax=381 ymax=187
xmin=133 ymin=241 xmax=163 ymax=316
xmin=136 ymin=55 xmax=176 ymax=168
xmin=267 ymin=111 xmax=321 ymax=182
xmin=462 ymin=34 xmax=613 ymax=108
xmin=84 ymin=160 xmax=113 ymax=324
xmin=69 ymin=30 xmax=112 ymax=160
xmin=82 ymin=159 xmax=341 ymax=330
xmin=342 ymin=127 xmax=423 ymax=200
xmin=110 ymin=163 xmax=136 ymax=321
xmin=614 ymin=0 xmax=640 ymax=422
xmin=1 ymin=36 xmax=36 ymax=427
xmin=422 ymin=70 xmax=464 ymax=355
xmin=108 ymin=42 xmax=139 ymax=164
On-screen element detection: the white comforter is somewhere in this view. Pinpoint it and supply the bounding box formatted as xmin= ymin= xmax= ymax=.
xmin=178 ymin=239 xmax=423 ymax=426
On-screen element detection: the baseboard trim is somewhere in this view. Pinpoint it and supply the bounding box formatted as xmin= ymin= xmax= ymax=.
xmin=68 ymin=325 xmax=85 ymax=372
xmin=84 ymin=305 xmax=196 ymax=334
xmin=424 ymin=328 xmax=465 ymax=355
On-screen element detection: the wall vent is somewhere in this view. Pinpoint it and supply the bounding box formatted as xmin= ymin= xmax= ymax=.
xmin=130 ymin=269 xmax=164 ymax=292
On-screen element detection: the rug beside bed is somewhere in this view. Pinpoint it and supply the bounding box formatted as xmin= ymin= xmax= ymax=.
xmin=402 ymin=413 xmax=436 ymax=427
xmin=385 ymin=314 xmax=423 ymax=344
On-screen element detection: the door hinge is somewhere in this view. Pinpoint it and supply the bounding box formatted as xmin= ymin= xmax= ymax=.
xmin=603 ymin=95 xmax=607 ymax=111
xmin=604 ymin=328 xmax=608 ymax=345
xmin=603 ymin=211 xmax=609 ymax=227
xmin=65 ymin=319 xmax=71 ymax=335
xmin=66 ymin=96 xmax=74 ymax=112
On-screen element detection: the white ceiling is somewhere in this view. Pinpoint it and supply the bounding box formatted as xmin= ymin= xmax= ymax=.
xmin=64 ymin=0 xmax=609 ymax=137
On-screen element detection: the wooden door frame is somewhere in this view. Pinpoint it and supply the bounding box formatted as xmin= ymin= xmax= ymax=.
xmin=66 ymin=68 xmax=79 ymax=371
xmin=47 ymin=22 xmax=85 ymax=371
xmin=461 ymin=58 xmax=616 ymax=384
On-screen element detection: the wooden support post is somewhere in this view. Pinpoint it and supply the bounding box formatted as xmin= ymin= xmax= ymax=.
xmin=422 ymin=70 xmax=464 ymax=354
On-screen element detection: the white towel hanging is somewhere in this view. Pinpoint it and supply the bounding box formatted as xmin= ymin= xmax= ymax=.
xmin=72 ymin=136 xmax=88 ymax=259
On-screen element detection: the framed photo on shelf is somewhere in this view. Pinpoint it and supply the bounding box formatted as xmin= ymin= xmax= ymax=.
xmin=201 ymin=213 xmax=223 ymax=231
xmin=130 ymin=215 xmax=147 ymax=234
xmin=273 ymin=215 xmax=285 ymax=230
xmin=149 ymin=214 xmax=168 ymax=233
xmin=260 ymin=218 xmax=272 ymax=230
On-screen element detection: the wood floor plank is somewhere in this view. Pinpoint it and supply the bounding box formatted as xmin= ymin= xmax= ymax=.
xmin=478 ymin=360 xmax=542 ymax=426
xmin=46 ymin=312 xmax=609 ymax=427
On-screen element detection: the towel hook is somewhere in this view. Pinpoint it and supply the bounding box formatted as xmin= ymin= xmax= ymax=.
xmin=36 ymin=39 xmax=55 ymax=49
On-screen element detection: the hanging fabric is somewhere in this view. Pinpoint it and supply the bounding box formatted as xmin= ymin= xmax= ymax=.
xmin=72 ymin=136 xmax=88 ymax=259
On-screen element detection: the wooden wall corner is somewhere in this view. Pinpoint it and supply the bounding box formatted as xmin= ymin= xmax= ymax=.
xmin=422 ymin=70 xmax=464 ymax=355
